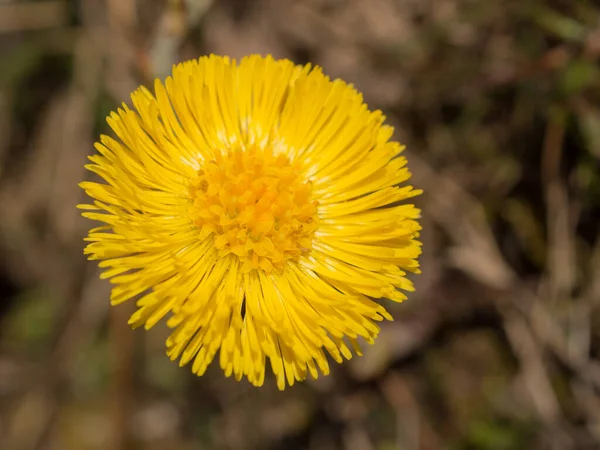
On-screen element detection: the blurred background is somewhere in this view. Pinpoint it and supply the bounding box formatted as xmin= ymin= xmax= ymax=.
xmin=1 ymin=0 xmax=600 ymax=449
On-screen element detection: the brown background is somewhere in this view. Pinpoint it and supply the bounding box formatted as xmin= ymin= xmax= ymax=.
xmin=1 ymin=0 xmax=600 ymax=449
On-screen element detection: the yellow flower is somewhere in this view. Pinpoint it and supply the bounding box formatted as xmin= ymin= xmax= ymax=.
xmin=79 ymin=54 xmax=422 ymax=390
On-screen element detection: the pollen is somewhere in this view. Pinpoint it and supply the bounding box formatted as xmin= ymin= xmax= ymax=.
xmin=188 ymin=146 xmax=319 ymax=273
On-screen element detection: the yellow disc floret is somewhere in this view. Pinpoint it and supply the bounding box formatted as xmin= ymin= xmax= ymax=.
xmin=189 ymin=146 xmax=318 ymax=274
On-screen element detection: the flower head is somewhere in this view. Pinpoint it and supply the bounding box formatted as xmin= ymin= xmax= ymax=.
xmin=79 ymin=54 xmax=422 ymax=390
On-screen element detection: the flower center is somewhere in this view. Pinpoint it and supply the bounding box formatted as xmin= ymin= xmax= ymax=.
xmin=189 ymin=146 xmax=318 ymax=273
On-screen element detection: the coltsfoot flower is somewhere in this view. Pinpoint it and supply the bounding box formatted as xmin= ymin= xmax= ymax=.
xmin=79 ymin=54 xmax=422 ymax=390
